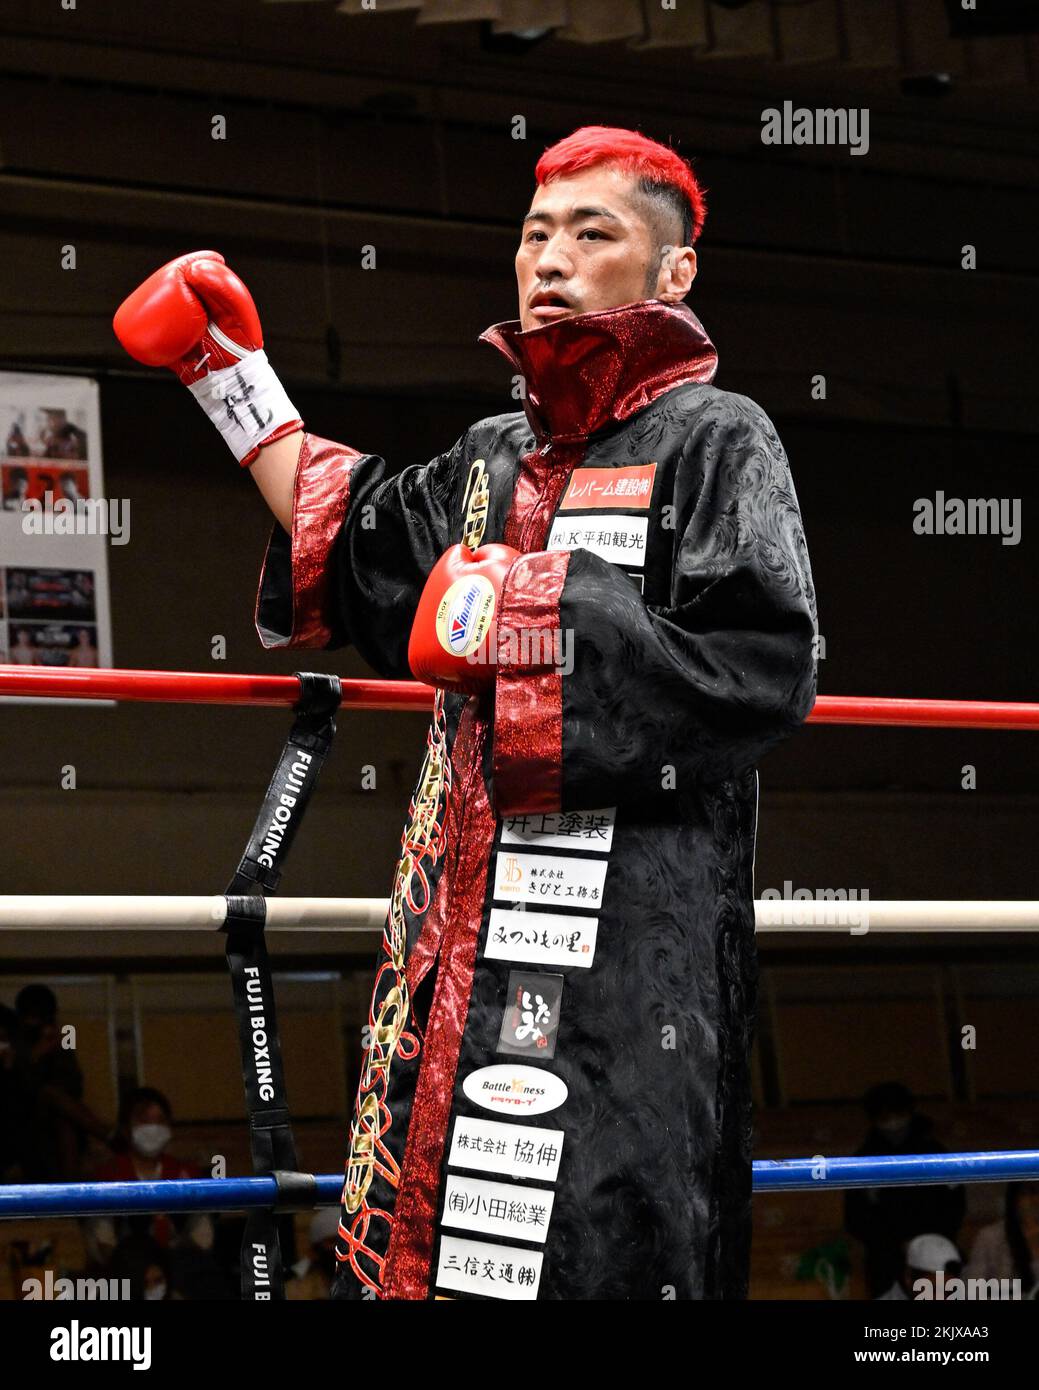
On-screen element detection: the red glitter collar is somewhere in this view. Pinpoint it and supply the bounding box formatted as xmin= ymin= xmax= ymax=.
xmin=479 ymin=299 xmax=718 ymax=445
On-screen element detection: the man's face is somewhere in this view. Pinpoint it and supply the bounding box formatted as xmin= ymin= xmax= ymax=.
xmin=515 ymin=165 xmax=685 ymax=333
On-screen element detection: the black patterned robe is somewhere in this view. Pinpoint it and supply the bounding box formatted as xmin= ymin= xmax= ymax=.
xmin=254 ymin=299 xmax=817 ymax=1300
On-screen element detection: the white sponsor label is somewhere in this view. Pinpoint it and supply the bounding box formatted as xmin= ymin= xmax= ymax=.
xmin=501 ymin=807 xmax=615 ymax=853
xmin=436 ymin=1235 xmax=543 ymax=1301
xmin=442 ymin=1173 xmax=555 ymax=1243
xmin=463 ymin=1063 xmax=568 ymax=1116
xmin=493 ymin=850 xmax=608 ymax=910
xmin=448 ymin=1115 xmax=565 ymax=1181
xmin=547 ymin=514 xmax=648 ymax=568
xmin=485 ymin=908 xmax=598 ymax=969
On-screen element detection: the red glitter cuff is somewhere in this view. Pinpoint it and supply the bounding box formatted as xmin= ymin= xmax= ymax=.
xmin=491 ymin=549 xmax=570 ymax=815
xmin=254 ymin=432 xmax=361 ymax=649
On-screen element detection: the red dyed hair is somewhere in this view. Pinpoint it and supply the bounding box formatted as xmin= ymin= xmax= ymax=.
xmin=535 ymin=126 xmax=707 ymax=244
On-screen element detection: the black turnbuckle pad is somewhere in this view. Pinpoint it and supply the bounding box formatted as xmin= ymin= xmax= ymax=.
xmin=271 ymin=1169 xmax=319 ymax=1214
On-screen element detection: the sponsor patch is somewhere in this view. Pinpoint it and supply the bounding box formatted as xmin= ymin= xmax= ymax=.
xmin=547 ymin=515 xmax=648 ymax=567
xmin=462 ymin=1063 xmax=568 ymax=1116
xmin=448 ymin=1114 xmax=565 ymax=1181
xmin=485 ymin=907 xmax=599 ymax=969
xmin=435 ymin=575 xmax=496 ymax=657
xmin=497 ymin=970 xmax=563 ymax=1060
xmin=559 ymin=463 xmax=656 ymax=510
xmin=493 ymin=850 xmax=608 ymax=910
xmin=436 ymin=1235 xmax=543 ymax=1300
xmin=501 ymin=807 xmax=615 ymax=852
xmin=442 ymin=1173 xmax=555 ymax=1243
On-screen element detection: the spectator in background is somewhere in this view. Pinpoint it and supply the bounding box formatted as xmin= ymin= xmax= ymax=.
xmin=877 ymin=1233 xmax=962 ymax=1301
xmin=965 ymin=1181 xmax=1039 ymax=1297
xmin=12 ymin=983 xmax=112 ymax=1182
xmin=109 ymin=1233 xmax=173 ymax=1302
xmin=286 ymin=1207 xmax=340 ymax=1300
xmin=94 ymin=1087 xmax=200 ymax=1243
xmin=91 ymin=1085 xmax=229 ymax=1297
xmin=0 ymin=1004 xmax=20 ymax=1179
xmin=845 ymin=1081 xmax=966 ymax=1297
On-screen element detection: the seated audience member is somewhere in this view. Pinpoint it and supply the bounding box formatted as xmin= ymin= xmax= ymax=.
xmin=844 ymin=1082 xmax=966 ymax=1297
xmin=12 ymin=983 xmax=112 ymax=1182
xmin=94 ymin=1086 xmax=206 ymax=1251
xmin=965 ymin=1181 xmax=1039 ymax=1297
xmin=0 ymin=1004 xmax=21 ymax=1179
xmin=110 ymin=1233 xmax=173 ymax=1301
xmin=877 ymin=1233 xmax=962 ymax=1300
xmin=286 ymin=1207 xmax=340 ymax=1300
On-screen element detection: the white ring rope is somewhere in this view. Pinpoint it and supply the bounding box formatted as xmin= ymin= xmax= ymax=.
xmin=0 ymin=896 xmax=1035 ymax=932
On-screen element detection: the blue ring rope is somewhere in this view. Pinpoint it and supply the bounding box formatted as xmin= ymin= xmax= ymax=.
xmin=2 ymin=1150 xmax=1038 ymax=1218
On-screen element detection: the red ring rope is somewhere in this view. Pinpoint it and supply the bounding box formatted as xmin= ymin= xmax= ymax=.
xmin=1 ymin=665 xmax=1037 ymax=729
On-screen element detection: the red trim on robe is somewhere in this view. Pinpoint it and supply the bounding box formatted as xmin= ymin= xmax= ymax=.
xmin=492 ymin=549 xmax=571 ymax=816
xmin=381 ymin=706 xmax=495 ymax=1300
xmin=480 ymin=300 xmax=718 ymax=445
xmin=254 ymin=432 xmax=361 ymax=649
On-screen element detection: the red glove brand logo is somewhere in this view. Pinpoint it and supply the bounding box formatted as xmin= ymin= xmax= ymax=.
xmin=435 ymin=576 xmax=496 ymax=657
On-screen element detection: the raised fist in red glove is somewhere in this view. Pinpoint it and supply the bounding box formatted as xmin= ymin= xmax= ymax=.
xmin=113 ymin=250 xmax=301 ymax=465
xmin=409 ymin=543 xmax=520 ymax=695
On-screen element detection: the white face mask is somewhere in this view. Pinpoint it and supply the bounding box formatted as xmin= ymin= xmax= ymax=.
xmin=131 ymin=1123 xmax=171 ymax=1158
xmin=143 ymin=1282 xmax=167 ymax=1302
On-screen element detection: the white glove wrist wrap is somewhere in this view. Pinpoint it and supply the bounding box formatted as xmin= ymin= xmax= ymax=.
xmin=186 ymin=348 xmax=300 ymax=463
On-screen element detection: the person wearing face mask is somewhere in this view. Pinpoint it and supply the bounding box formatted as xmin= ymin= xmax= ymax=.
xmin=109 ymin=1233 xmax=175 ymax=1302
xmin=844 ymin=1082 xmax=966 ymax=1298
xmin=94 ymin=1087 xmax=203 ymax=1253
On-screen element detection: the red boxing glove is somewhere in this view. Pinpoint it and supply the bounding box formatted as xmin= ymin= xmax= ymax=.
xmin=112 ymin=250 xmax=301 ymax=465
xmin=408 ymin=543 xmax=520 ymax=695
xmin=113 ymin=250 xmax=261 ymax=384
